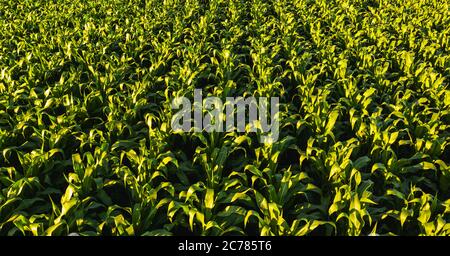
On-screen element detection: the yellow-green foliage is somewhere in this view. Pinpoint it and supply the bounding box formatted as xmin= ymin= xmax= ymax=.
xmin=0 ymin=0 xmax=449 ymax=235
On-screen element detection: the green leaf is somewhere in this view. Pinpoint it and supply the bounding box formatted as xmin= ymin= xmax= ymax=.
xmin=329 ymin=164 xmax=341 ymax=180
xmin=245 ymin=165 xmax=263 ymax=177
xmin=325 ymin=110 xmax=339 ymax=135
xmin=371 ymin=163 xmax=387 ymax=173
xmin=205 ymin=189 xmax=215 ymax=210
xmin=353 ymin=156 xmax=371 ymax=170
xmin=400 ymin=208 xmax=410 ymax=227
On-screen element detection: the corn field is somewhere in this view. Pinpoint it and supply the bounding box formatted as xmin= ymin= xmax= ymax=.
xmin=1 ymin=0 xmax=450 ymax=236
